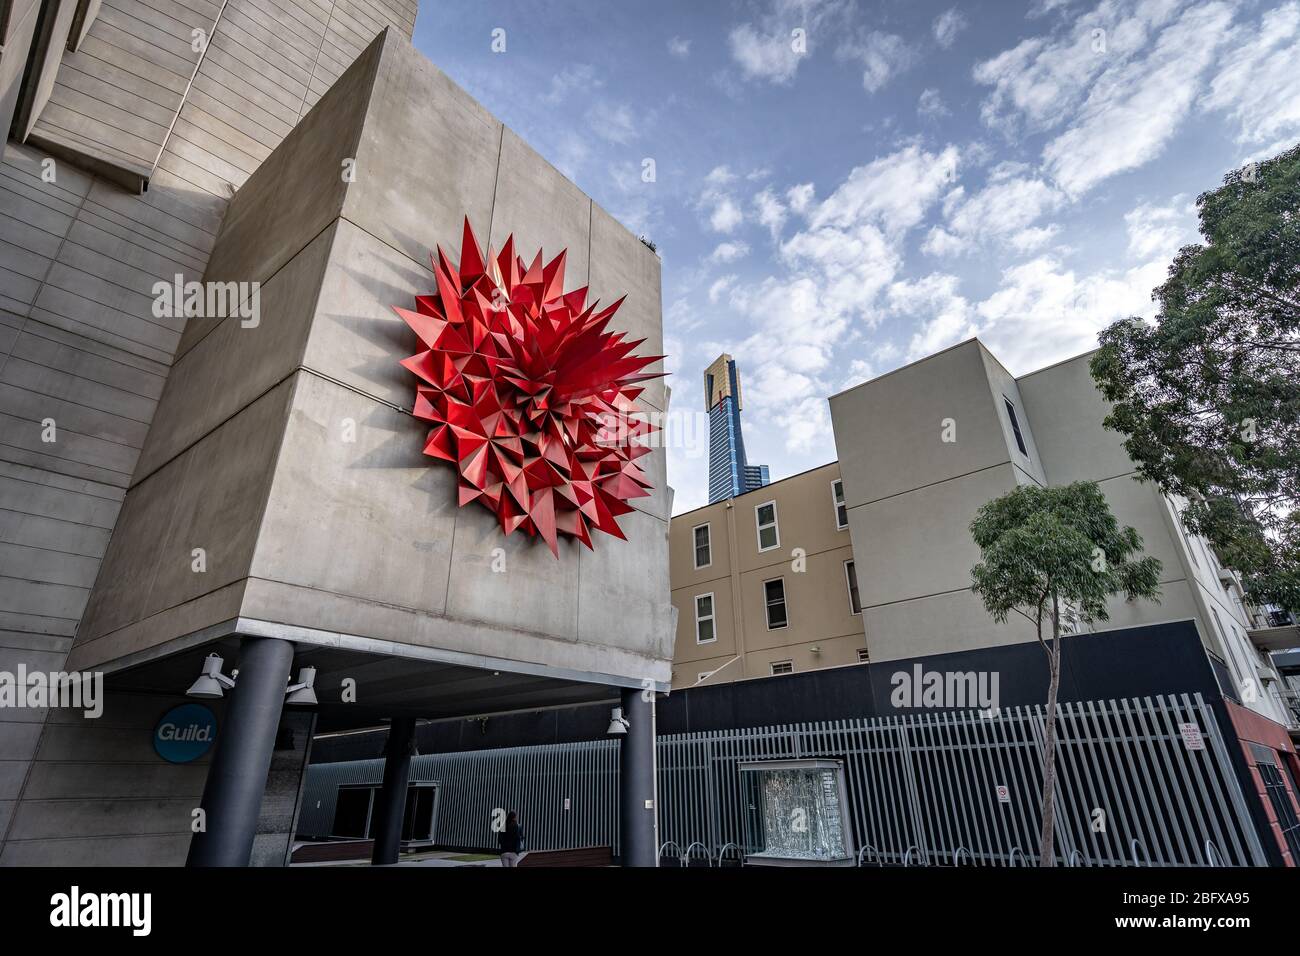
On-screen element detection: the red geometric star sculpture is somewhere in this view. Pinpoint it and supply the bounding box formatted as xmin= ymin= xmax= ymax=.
xmin=393 ymin=218 xmax=665 ymax=556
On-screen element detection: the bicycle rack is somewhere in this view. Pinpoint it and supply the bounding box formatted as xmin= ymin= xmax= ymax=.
xmin=683 ymin=841 xmax=711 ymax=867
xmin=1065 ymin=849 xmax=1083 ymax=867
xmin=1203 ymin=839 xmax=1226 ymax=867
xmin=1130 ymin=838 xmax=1151 ymax=867
xmin=715 ymin=843 xmax=744 ymax=868
xmin=903 ymin=845 xmax=926 ymax=867
xmin=657 ymin=841 xmax=683 ymax=868
xmin=857 ymin=844 xmax=882 ymax=867
xmin=1009 ymin=846 xmax=1028 ymax=867
xmin=952 ymin=846 xmax=972 ymax=867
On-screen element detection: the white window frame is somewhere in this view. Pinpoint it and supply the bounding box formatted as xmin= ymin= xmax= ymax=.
xmin=770 ymin=660 xmax=793 ymax=676
xmin=844 ymin=559 xmax=862 ymax=615
xmin=755 ymin=500 xmax=780 ymax=552
xmin=831 ymin=479 xmax=848 ymax=530
xmin=763 ymin=576 xmax=788 ymax=630
xmin=856 ymin=648 xmax=870 ymax=663
xmin=692 ymin=522 xmax=712 ymax=570
xmin=694 ymin=592 xmax=716 ymax=645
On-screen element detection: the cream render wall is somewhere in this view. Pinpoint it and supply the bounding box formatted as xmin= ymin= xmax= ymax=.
xmin=669 ymin=461 xmax=864 ymax=688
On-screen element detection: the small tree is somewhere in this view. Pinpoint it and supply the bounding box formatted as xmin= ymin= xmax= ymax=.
xmin=970 ymin=481 xmax=1162 ymax=866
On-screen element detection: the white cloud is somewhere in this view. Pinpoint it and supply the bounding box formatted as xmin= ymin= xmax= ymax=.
xmin=1124 ymin=197 xmax=1195 ymax=260
xmin=932 ymin=8 xmax=968 ymax=49
xmin=586 ymin=101 xmax=639 ymax=144
xmin=918 ymin=88 xmax=949 ymax=119
xmin=705 ymin=165 xmax=737 ymax=186
xmin=786 ymin=182 xmax=815 ymax=214
xmin=544 ymin=64 xmax=600 ymax=105
xmin=708 ymin=274 xmax=737 ymax=304
xmin=888 ymin=273 xmax=980 ymax=360
xmin=836 ymin=30 xmax=917 ymax=93
xmin=809 ymin=143 xmax=960 ymax=236
xmin=1042 ymin=3 xmax=1234 ymax=198
xmin=975 ymin=254 xmax=1169 ymax=373
xmin=974 ymin=1 xmax=1237 ymax=198
xmin=668 ymin=36 xmax=692 ymax=59
xmin=754 ymin=188 xmax=788 ymax=237
xmin=696 ymin=167 xmax=745 ymax=233
xmin=1202 ymin=2 xmax=1300 ymax=150
xmin=709 ymin=197 xmax=744 ymax=233
xmin=709 ymin=240 xmax=751 ymax=264
xmin=728 ymin=0 xmax=847 ymax=85
xmin=924 ymin=176 xmax=1064 ymax=255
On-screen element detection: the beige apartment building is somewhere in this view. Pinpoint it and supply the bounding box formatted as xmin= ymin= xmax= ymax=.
xmin=669 ymin=460 xmax=865 ymax=687
xmin=669 ymin=339 xmax=1298 ymax=732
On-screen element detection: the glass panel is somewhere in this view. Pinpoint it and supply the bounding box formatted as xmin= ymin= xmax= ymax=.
xmin=697 ymin=594 xmax=712 ymax=616
xmin=757 ymin=504 xmax=774 ymax=525
xmin=744 ymin=766 xmax=850 ymax=862
xmin=759 ymin=525 xmax=777 ymax=550
xmin=697 ymin=618 xmax=714 ymax=642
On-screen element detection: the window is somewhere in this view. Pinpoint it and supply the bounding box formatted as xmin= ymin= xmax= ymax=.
xmin=692 ymin=523 xmax=711 ymax=569
xmin=844 ymin=560 xmax=862 ymax=614
xmin=694 ymin=593 xmax=716 ymax=644
xmin=755 ymin=501 xmax=779 ymax=551
xmin=697 ymin=671 xmax=714 ymax=684
xmin=770 ymin=660 xmax=793 ymax=676
xmin=831 ymin=479 xmax=848 ymax=530
xmin=1003 ymin=397 xmax=1028 ymax=456
xmin=764 ymin=577 xmax=788 ymax=629
xmin=856 ymin=648 xmax=870 ymax=663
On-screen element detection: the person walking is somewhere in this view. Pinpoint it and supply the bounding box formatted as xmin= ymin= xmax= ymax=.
xmin=498 ymin=810 xmax=524 ymax=867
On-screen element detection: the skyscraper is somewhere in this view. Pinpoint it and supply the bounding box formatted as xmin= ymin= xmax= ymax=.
xmin=705 ymin=354 xmax=769 ymax=503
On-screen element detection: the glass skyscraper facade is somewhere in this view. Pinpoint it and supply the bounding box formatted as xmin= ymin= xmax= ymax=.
xmin=705 ymin=355 xmax=770 ymax=504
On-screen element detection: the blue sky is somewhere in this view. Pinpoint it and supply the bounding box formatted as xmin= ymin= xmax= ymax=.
xmin=413 ymin=0 xmax=1300 ymax=514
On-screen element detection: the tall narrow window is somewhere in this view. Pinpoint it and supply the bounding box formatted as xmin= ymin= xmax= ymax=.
xmin=764 ymin=577 xmax=788 ymax=629
xmin=1003 ymin=397 xmax=1028 ymax=456
xmin=831 ymin=479 xmax=848 ymax=530
xmin=695 ymin=592 xmax=716 ymax=644
xmin=755 ymin=501 xmax=779 ymax=551
xmin=693 ymin=523 xmax=711 ymax=569
xmin=844 ymin=560 xmax=862 ymax=614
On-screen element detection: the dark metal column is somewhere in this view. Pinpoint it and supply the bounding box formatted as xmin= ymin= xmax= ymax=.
xmin=187 ymin=637 xmax=294 ymax=867
xmin=370 ymin=716 xmax=417 ymax=865
xmin=619 ymin=687 xmax=658 ymax=867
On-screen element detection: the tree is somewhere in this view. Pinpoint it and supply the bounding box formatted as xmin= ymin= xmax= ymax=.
xmin=970 ymin=481 xmax=1162 ymax=866
xmin=1090 ymin=143 xmax=1300 ymax=611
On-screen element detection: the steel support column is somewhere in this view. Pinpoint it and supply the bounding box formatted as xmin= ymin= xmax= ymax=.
xmin=370 ymin=717 xmax=417 ymax=865
xmin=619 ymin=687 xmax=658 ymax=866
xmin=187 ymin=637 xmax=294 ymax=867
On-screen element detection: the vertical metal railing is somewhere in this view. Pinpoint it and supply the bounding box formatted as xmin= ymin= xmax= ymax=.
xmin=298 ymin=693 xmax=1266 ymax=866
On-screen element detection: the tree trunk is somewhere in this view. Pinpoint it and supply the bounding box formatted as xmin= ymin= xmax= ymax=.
xmin=1038 ymin=592 xmax=1063 ymax=867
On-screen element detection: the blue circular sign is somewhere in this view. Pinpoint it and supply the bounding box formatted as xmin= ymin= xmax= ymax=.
xmin=154 ymin=703 xmax=217 ymax=763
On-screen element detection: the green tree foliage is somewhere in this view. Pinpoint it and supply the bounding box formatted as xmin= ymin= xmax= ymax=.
xmin=970 ymin=481 xmax=1162 ymax=866
xmin=1091 ymin=143 xmax=1300 ymax=610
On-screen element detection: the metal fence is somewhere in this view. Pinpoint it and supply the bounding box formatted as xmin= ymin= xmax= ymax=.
xmin=299 ymin=693 xmax=1266 ymax=866
xmin=299 ymin=739 xmax=621 ymax=851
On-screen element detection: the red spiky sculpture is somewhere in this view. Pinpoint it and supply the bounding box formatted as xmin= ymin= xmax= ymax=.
xmin=393 ymin=218 xmax=665 ymax=556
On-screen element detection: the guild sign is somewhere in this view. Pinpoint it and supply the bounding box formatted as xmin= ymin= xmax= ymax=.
xmin=154 ymin=703 xmax=217 ymax=764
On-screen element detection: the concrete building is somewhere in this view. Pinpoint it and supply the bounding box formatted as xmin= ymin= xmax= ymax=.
xmin=670 ymin=339 xmax=1298 ymax=739
xmin=704 ymin=353 xmax=767 ymax=504
xmin=1 ymin=3 xmax=671 ymax=866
